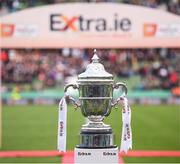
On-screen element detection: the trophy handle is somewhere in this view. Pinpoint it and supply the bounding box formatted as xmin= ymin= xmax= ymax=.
xmin=111 ymin=82 xmax=128 ymax=107
xmin=64 ymin=84 xmax=81 ymax=110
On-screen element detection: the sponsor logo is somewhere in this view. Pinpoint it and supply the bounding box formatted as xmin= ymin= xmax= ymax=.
xmin=50 ymin=13 xmax=132 ymax=32
xmin=1 ymin=24 xmax=14 ymax=37
xmin=78 ymin=152 xmax=91 ymax=156
xmin=59 ymin=121 xmax=64 ymax=136
xmin=144 ymin=23 xmax=180 ymax=37
xmin=60 ymin=101 xmax=63 ymax=111
xmin=156 ymin=24 xmax=180 ymax=37
xmin=14 ymin=24 xmax=39 ymax=37
xmin=143 ymin=23 xmax=157 ymax=37
xmin=103 ymin=152 xmax=117 ymax=156
xmin=1 ymin=23 xmax=39 ymax=37
xmin=126 ymin=123 xmax=131 ymax=139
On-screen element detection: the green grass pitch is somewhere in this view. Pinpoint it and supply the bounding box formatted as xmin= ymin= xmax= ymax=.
xmin=1 ymin=104 xmax=180 ymax=163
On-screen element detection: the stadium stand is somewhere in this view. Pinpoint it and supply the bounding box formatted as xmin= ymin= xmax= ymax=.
xmin=0 ymin=0 xmax=179 ymax=15
xmin=1 ymin=49 xmax=180 ymax=92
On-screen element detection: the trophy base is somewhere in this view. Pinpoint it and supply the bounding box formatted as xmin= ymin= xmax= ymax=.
xmin=78 ymin=130 xmax=115 ymax=148
xmin=74 ymin=147 xmax=118 ymax=163
xmin=79 ymin=117 xmax=115 ymax=148
xmin=77 ymin=116 xmax=114 ymax=149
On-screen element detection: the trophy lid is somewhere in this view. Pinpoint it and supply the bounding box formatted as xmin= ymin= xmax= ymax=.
xmin=78 ymin=49 xmax=113 ymax=80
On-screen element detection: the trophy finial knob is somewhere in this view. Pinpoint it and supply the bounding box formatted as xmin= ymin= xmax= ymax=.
xmin=92 ymin=49 xmax=99 ymax=63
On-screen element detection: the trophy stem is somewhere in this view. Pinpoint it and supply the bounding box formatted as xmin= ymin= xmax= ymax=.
xmin=88 ymin=115 xmax=104 ymax=122
xmin=82 ymin=115 xmax=109 ymax=130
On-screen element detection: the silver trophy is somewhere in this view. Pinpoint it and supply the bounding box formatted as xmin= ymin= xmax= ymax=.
xmin=65 ymin=50 xmax=127 ymax=148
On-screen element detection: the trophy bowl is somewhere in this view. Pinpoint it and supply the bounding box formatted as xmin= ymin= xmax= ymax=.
xmin=64 ymin=51 xmax=127 ymax=148
xmin=79 ymin=82 xmax=113 ymax=117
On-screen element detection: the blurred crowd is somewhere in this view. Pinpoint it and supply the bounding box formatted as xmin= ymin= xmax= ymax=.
xmin=0 ymin=0 xmax=180 ymax=94
xmin=0 ymin=0 xmax=179 ymax=15
xmin=1 ymin=48 xmax=180 ymax=92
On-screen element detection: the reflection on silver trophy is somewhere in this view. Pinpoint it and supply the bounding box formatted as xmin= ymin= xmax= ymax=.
xmin=65 ymin=50 xmax=127 ymax=148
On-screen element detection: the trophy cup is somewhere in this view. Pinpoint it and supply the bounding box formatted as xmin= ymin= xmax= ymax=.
xmin=64 ymin=50 xmax=128 ymax=163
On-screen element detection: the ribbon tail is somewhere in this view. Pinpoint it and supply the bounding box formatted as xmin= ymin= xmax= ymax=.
xmin=120 ymin=96 xmax=132 ymax=153
xmin=129 ymin=124 xmax=132 ymax=149
xmin=120 ymin=125 xmax=127 ymax=153
xmin=57 ymin=96 xmax=67 ymax=152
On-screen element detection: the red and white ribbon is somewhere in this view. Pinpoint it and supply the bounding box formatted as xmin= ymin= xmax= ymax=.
xmin=57 ymin=95 xmax=67 ymax=152
xmin=119 ymin=96 xmax=132 ymax=153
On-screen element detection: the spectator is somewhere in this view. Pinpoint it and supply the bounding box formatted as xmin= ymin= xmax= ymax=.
xmin=1 ymin=48 xmax=179 ymax=92
xmin=0 ymin=0 xmax=179 ymax=15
